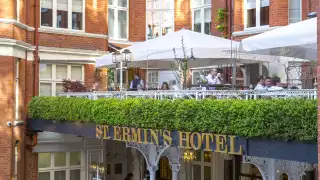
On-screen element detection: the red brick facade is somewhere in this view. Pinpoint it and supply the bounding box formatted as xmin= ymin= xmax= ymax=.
xmin=1 ymin=0 xmax=319 ymax=179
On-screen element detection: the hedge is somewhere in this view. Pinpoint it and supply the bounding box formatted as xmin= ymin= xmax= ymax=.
xmin=28 ymin=96 xmax=317 ymax=141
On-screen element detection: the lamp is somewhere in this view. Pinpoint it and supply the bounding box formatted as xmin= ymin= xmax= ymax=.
xmin=112 ymin=51 xmax=122 ymax=64
xmin=183 ymin=150 xmax=196 ymax=161
xmin=112 ymin=49 xmax=132 ymax=91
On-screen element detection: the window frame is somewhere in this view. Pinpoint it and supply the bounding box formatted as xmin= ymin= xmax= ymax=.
xmin=39 ymin=63 xmax=85 ymax=96
xmin=108 ymin=0 xmax=129 ymax=40
xmin=147 ymin=70 xmax=159 ymax=87
xmin=146 ymin=0 xmax=175 ymax=40
xmin=40 ymin=0 xmax=86 ymax=31
xmin=288 ymin=0 xmax=302 ymax=24
xmin=191 ymin=151 xmax=213 ymax=180
xmin=191 ymin=0 xmax=211 ymax=34
xmin=244 ymin=0 xmax=269 ymax=29
xmin=38 ymin=151 xmax=84 ymax=180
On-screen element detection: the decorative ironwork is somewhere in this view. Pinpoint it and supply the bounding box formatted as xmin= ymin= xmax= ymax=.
xmin=58 ymin=89 xmax=317 ymax=100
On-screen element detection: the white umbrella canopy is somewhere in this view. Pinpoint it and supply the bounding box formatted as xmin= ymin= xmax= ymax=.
xmin=240 ymin=18 xmax=317 ymax=60
xmin=96 ymin=29 xmax=270 ymax=69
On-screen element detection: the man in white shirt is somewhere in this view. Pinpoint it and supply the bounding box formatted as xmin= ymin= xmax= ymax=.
xmin=265 ymin=77 xmax=283 ymax=91
xmin=206 ymin=69 xmax=222 ymax=85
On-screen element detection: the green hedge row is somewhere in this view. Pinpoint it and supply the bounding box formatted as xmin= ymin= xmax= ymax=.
xmin=28 ymin=96 xmax=317 ymax=141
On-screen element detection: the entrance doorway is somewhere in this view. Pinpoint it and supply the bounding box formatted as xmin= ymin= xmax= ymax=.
xmin=157 ymin=157 xmax=172 ymax=180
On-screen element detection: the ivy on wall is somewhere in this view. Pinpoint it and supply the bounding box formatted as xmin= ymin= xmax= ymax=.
xmin=28 ymin=97 xmax=317 ymax=141
xmin=215 ymin=8 xmax=227 ymax=38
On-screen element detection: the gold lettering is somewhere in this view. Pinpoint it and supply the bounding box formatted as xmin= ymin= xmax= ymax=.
xmin=190 ymin=132 xmax=202 ymax=150
xmin=214 ymin=134 xmax=228 ymax=153
xmin=229 ymin=135 xmax=243 ymax=155
xmin=178 ymin=131 xmax=191 ymax=149
xmin=96 ymin=125 xmax=103 ymax=139
xmin=202 ymin=133 xmax=214 ymax=151
xmin=122 ymin=127 xmax=131 ymax=142
xmin=150 ymin=129 xmax=159 ymax=145
xmin=103 ymin=125 xmax=111 ymax=140
xmin=143 ymin=129 xmax=149 ymax=144
xmin=131 ymin=128 xmax=142 ymax=143
xmin=113 ymin=126 xmax=122 ymax=141
xmin=163 ymin=130 xmax=172 ymax=145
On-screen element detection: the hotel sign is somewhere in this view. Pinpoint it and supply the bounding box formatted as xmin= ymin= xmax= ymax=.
xmin=96 ymin=125 xmax=244 ymax=155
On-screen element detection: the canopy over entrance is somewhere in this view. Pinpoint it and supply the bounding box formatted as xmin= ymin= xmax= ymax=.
xmin=96 ymin=29 xmax=271 ymax=69
xmin=240 ymin=18 xmax=317 ymax=61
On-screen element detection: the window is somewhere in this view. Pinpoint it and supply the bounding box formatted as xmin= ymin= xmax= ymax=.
xmin=192 ymin=70 xmax=210 ymax=85
xmin=192 ymin=151 xmax=212 ymax=180
xmin=41 ymin=0 xmax=84 ymax=30
xmin=192 ymin=0 xmax=211 ymax=34
xmin=245 ymin=0 xmax=269 ymax=28
xmin=106 ymin=162 xmax=124 ymax=175
xmin=108 ymin=0 xmax=129 ymax=39
xmin=39 ymin=64 xmax=84 ymax=96
xmin=146 ymin=0 xmax=174 ymax=39
xmin=38 ymin=152 xmax=82 ymax=180
xmin=288 ymin=0 xmax=301 ymax=23
xmin=147 ymin=71 xmax=159 ymax=88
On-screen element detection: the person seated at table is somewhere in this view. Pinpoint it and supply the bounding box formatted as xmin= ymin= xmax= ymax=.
xmin=130 ymin=74 xmax=144 ymax=91
xmin=137 ymin=84 xmax=144 ymax=91
xmin=206 ymin=68 xmax=223 ymax=90
xmin=161 ymin=82 xmax=170 ymax=90
xmin=171 ymin=80 xmax=180 ymax=91
xmin=254 ymin=75 xmax=267 ymax=91
xmin=265 ymin=76 xmax=283 ymax=91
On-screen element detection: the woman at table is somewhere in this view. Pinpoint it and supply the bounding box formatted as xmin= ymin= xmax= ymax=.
xmin=161 ymin=82 xmax=170 ymax=90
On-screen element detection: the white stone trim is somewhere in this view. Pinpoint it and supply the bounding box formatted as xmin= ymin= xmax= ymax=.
xmin=39 ymin=27 xmax=109 ymax=39
xmin=108 ymin=38 xmax=133 ymax=45
xmin=0 ymin=18 xmax=35 ymax=31
xmin=0 ymin=38 xmax=107 ymax=61
xmin=232 ymin=26 xmax=282 ymax=37
xmin=39 ymin=46 xmax=106 ymax=56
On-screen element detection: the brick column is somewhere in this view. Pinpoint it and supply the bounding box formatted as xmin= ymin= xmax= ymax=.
xmin=174 ymin=0 xmax=191 ymax=30
xmin=0 ymin=56 xmax=16 ymax=179
xmin=129 ymin=0 xmax=146 ymax=42
xmin=269 ymin=0 xmax=288 ymax=26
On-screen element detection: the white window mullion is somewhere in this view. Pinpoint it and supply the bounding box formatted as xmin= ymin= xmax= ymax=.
xmin=68 ymin=0 xmax=72 ymax=29
xmin=67 ymin=65 xmax=72 ymax=79
xmin=201 ymin=8 xmax=204 ymax=34
xmin=52 ymin=82 xmax=56 ymax=96
xmin=17 ymin=0 xmax=20 ymax=21
xmin=82 ymin=0 xmax=86 ymax=31
xmin=66 ymin=152 xmax=70 ymax=179
xmin=244 ymin=0 xmax=248 ymax=28
xmin=50 ymin=153 xmax=55 ymax=180
xmin=256 ymin=0 xmax=261 ymax=27
xmin=159 ymin=11 xmax=163 ymax=38
xmin=115 ymin=9 xmax=119 ymax=39
xmin=53 ymin=0 xmax=58 ymax=28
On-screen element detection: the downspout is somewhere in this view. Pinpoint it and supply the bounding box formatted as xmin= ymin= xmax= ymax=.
xmin=33 ymin=0 xmax=40 ymax=97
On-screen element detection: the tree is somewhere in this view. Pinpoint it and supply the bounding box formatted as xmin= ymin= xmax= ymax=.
xmin=171 ymin=36 xmax=195 ymax=89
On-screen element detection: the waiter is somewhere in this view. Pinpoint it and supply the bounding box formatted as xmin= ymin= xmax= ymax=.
xmin=130 ymin=74 xmax=144 ymax=90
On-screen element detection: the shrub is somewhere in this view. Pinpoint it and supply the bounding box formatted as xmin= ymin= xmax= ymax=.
xmin=28 ymin=97 xmax=317 ymax=141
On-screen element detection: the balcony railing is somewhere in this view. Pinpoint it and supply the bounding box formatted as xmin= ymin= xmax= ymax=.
xmin=57 ymin=89 xmax=317 ymax=100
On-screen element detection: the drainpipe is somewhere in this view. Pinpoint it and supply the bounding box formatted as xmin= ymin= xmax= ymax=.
xmin=33 ymin=0 xmax=40 ymax=97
